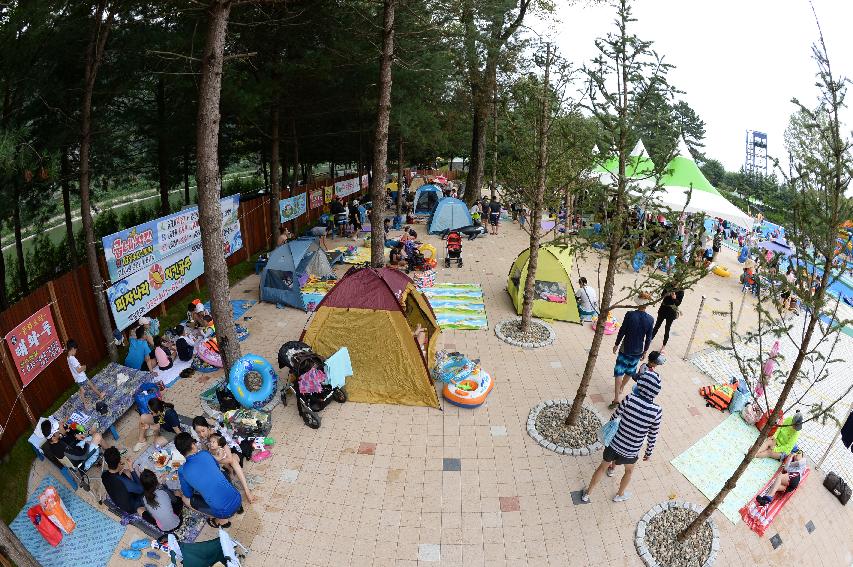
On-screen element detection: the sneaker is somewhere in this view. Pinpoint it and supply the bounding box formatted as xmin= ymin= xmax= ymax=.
xmin=756 ymin=495 xmax=773 ymax=506
xmin=133 ymin=442 xmax=147 ymax=452
xmin=580 ymin=490 xmax=590 ymax=503
xmin=607 ymin=401 xmax=619 ymax=410
xmin=612 ymin=493 xmax=631 ymax=502
xmin=606 ymin=466 xmax=616 ymax=478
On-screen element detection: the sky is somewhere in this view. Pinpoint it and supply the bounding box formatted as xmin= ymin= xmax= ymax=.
xmin=530 ymin=0 xmax=853 ymax=172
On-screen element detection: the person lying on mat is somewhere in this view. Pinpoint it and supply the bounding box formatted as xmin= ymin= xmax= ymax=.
xmin=756 ymin=451 xmax=807 ymax=506
xmin=174 ymin=432 xmax=243 ymax=528
xmin=755 ymin=411 xmax=803 ymax=461
xmin=102 ymin=447 xmax=153 ymax=521
xmin=41 ymin=419 xmax=104 ymax=469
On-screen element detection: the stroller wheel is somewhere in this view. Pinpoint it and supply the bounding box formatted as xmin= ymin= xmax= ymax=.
xmin=303 ymin=409 xmax=321 ymax=429
xmin=458 ymin=260 xmax=463 ymax=267
xmin=333 ymin=388 xmax=348 ymax=403
xmin=444 ymin=258 xmax=450 ymax=268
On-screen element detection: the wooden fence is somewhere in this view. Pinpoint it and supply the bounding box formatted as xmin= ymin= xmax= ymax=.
xmin=0 ymin=171 xmax=373 ymax=456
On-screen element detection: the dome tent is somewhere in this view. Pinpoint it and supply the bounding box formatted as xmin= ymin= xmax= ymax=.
xmin=260 ymin=237 xmax=334 ymax=310
xmin=506 ymin=244 xmax=580 ymax=323
xmin=428 ymin=197 xmax=473 ymax=234
xmin=301 ymin=266 xmax=441 ymax=408
xmin=413 ymin=184 xmax=442 ymax=216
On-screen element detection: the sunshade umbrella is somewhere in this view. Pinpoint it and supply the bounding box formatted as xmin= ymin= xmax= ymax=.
xmin=756 ymin=239 xmax=795 ymax=256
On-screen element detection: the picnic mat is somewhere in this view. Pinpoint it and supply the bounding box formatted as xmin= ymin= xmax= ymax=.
xmin=330 ymin=246 xmax=391 ymax=264
xmin=670 ymin=413 xmax=780 ymax=524
xmin=421 ymin=283 xmax=488 ymax=330
xmin=202 ymin=299 xmax=257 ymax=321
xmin=156 ymin=358 xmax=193 ymax=388
xmin=10 ymin=475 xmax=126 ymax=567
xmin=739 ymin=467 xmax=811 ymax=536
xmin=301 ymin=280 xmax=336 ymax=311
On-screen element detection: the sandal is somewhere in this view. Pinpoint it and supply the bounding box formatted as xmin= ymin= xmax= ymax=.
xmin=606 ymin=466 xmax=616 ymax=478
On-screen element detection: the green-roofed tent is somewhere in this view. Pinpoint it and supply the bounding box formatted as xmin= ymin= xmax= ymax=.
xmin=655 ymin=138 xmax=752 ymax=229
xmin=594 ymin=140 xmax=656 ymax=189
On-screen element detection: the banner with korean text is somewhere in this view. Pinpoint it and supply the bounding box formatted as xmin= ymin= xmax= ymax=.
xmin=4 ymin=305 xmax=63 ymax=387
xmin=279 ymin=192 xmax=307 ymax=223
xmin=334 ymin=174 xmax=369 ymax=198
xmin=309 ymin=189 xmax=323 ymax=209
xmin=101 ymin=196 xmax=242 ymax=282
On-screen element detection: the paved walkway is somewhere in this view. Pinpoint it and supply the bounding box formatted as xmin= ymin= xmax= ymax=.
xmin=27 ymin=217 xmax=853 ymax=566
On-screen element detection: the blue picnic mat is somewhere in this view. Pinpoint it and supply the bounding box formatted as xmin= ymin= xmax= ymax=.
xmin=11 ymin=475 xmax=126 ymax=567
xmin=670 ymin=413 xmax=780 ymax=524
xmin=202 ymin=300 xmax=257 ymax=321
xmin=421 ymin=283 xmax=488 ymax=330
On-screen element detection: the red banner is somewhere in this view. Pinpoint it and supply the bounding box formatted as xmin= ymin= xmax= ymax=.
xmin=4 ymin=305 xmax=62 ymax=387
xmin=309 ymin=188 xmax=324 ymax=209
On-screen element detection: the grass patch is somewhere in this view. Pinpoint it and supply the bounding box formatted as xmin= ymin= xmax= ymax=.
xmin=0 ymin=252 xmax=262 ymax=524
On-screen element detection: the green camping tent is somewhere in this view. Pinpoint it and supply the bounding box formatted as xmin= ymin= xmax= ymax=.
xmin=507 ymin=244 xmax=580 ymax=323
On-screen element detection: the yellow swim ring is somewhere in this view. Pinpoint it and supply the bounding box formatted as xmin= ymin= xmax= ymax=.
xmin=712 ymin=265 xmax=731 ymax=277
xmin=418 ymin=243 xmax=437 ymax=259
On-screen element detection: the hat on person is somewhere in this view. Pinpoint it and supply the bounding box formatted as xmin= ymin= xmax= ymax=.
xmin=139 ymin=317 xmax=150 ymax=325
xmin=194 ymin=303 xmax=206 ymax=313
xmin=792 ymin=411 xmax=803 ymax=431
xmin=635 ymin=291 xmax=653 ymax=306
xmin=112 ymin=329 xmax=124 ymax=346
xmin=647 ymin=351 xmax=667 ymax=366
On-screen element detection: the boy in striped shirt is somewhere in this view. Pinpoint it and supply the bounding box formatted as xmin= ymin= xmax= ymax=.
xmin=582 ymin=352 xmax=664 ymax=503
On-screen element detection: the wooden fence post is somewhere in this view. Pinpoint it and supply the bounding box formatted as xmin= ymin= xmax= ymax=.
xmin=47 ymin=281 xmax=69 ymax=343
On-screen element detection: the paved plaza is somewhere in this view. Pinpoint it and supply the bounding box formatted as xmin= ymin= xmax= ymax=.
xmin=28 ymin=219 xmax=853 ymax=566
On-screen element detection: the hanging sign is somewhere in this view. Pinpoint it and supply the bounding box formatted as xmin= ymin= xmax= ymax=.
xmin=5 ymin=305 xmax=63 ymax=387
xmin=309 ymin=189 xmax=324 ymax=210
xmin=279 ymin=192 xmax=308 ymax=223
xmin=324 ymin=186 xmax=334 ymax=203
xmin=335 ymin=174 xmax=369 ymax=198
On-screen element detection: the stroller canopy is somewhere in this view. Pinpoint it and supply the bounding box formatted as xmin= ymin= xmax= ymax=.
xmin=428 ymin=197 xmax=473 ymax=234
xmin=301 ymin=266 xmax=440 ymax=408
xmin=260 ymin=237 xmax=334 ymax=310
xmin=507 ymin=244 xmax=581 ymax=323
xmin=413 ymin=184 xmax=442 ymax=216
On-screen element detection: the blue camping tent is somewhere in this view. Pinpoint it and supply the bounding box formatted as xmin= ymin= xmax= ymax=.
xmin=413 ymin=184 xmax=442 ymax=216
xmin=260 ymin=237 xmax=334 ymax=310
xmin=428 ymin=198 xmax=473 ymax=234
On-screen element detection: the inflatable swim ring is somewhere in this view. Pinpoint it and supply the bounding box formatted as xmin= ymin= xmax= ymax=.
xmin=712 ymin=265 xmax=731 ymax=277
xmin=228 ymin=354 xmax=278 ymax=409
xmin=443 ymin=367 xmax=493 ymax=408
xmin=418 ymin=243 xmax=437 ymax=259
xmin=592 ymin=312 xmax=620 ymax=335
xmin=197 ymin=338 xmax=222 ymax=368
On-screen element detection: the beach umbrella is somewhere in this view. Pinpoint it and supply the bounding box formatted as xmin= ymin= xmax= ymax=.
xmin=756 ymin=239 xmax=795 ymax=256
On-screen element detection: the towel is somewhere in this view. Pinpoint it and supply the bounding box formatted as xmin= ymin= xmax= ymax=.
xmin=739 ymin=466 xmax=810 ymax=536
xmin=324 ymin=347 xmax=353 ymax=389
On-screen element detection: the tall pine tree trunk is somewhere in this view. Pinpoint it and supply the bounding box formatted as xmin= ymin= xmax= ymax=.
xmin=395 ymin=134 xmax=404 ymax=217
xmin=290 ymin=117 xmax=299 ymax=234
xmin=183 ymin=144 xmax=191 ymax=205
xmin=80 ymin=0 xmax=117 ymax=361
xmin=12 ymin=179 xmax=26 ymax=295
xmin=491 ymin=87 xmax=498 ymax=200
xmin=465 ymin=96 xmax=489 ymax=206
xmin=60 ymin=147 xmax=78 ymax=266
xmin=519 ymin=44 xmax=550 ymax=332
xmin=156 ymin=77 xmax=170 ymax=216
xmin=0 ymin=517 xmax=39 ymax=567
xmin=0 ymin=226 xmax=7 ymax=310
xmin=369 ymin=0 xmax=396 ymax=267
xmin=196 ymin=0 xmax=240 ymax=374
xmin=269 ymin=103 xmax=281 ymax=248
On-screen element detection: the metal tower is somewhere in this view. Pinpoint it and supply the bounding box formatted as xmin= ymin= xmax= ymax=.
xmin=744 ymin=130 xmax=768 ymax=176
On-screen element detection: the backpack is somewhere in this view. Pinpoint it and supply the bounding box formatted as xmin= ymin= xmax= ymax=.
xmin=824 ymin=472 xmax=852 ymax=505
xmin=741 ymin=402 xmax=763 ymax=425
xmin=134 ymin=382 xmax=162 ymax=414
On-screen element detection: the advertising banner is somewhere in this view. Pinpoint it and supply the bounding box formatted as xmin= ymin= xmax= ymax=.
xmin=102 ymin=196 xmax=241 ymax=282
xmin=4 ymin=305 xmax=63 ymax=387
xmin=334 ymin=174 xmax=368 ymax=198
xmin=309 ymin=189 xmax=323 ymax=210
xmin=324 ymin=186 xmax=334 ymax=204
xmin=279 ymin=192 xmax=307 ymax=223
xmin=106 ymin=241 xmax=207 ymax=331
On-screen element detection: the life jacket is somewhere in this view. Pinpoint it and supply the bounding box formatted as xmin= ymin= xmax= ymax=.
xmin=699 ymin=382 xmax=737 ymax=411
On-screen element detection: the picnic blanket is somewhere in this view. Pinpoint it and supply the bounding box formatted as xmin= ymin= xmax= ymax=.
xmin=301 ymin=279 xmax=336 ymax=312
xmin=420 ymin=283 xmax=488 ymax=330
xmin=330 ymin=246 xmax=391 ymax=264
xmin=739 ymin=467 xmax=811 ymax=536
xmin=671 ymin=413 xmax=780 ymax=523
xmin=10 ymin=475 xmax=126 ymax=567
xmin=202 ymin=299 xmax=257 ymax=321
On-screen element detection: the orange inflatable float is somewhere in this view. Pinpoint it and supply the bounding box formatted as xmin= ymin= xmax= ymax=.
xmin=442 ymin=367 xmax=493 ymax=408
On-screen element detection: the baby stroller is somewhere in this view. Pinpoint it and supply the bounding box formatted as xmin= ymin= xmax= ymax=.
xmin=277 ymin=341 xmax=347 ymax=429
xmin=444 ymin=231 xmax=463 ymax=268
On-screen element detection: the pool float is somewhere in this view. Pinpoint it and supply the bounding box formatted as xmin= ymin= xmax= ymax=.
xmin=443 ymin=367 xmax=493 ymax=408
xmin=592 ymin=312 xmax=619 ymax=335
xmin=228 ymin=354 xmax=278 ymax=409
xmin=712 ymin=265 xmax=731 ymax=277
xmin=418 ymin=243 xmax=437 ymax=259
xmin=196 ymin=338 xmax=222 ymax=367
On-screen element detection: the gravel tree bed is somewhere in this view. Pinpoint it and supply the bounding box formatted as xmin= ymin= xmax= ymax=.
xmin=535 ymin=405 xmax=601 ymax=448
xmin=495 ymin=318 xmax=555 ymax=348
xmin=526 ymin=401 xmax=605 ymax=455
xmin=642 ymin=507 xmax=714 ymax=567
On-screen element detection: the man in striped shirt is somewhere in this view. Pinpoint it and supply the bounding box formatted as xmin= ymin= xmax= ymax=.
xmin=582 ymin=358 xmax=664 ymax=503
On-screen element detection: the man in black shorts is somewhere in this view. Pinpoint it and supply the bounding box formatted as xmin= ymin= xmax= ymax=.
xmin=756 ymin=451 xmax=807 ymax=505
xmin=488 ymin=197 xmax=502 ymax=235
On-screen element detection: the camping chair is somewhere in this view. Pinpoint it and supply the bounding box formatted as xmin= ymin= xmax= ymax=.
xmin=167 ymin=528 xmax=248 ymax=567
xmin=41 ymin=440 xmax=100 ymax=492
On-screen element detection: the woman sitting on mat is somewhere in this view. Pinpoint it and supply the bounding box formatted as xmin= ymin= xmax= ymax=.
xmin=756 ymin=451 xmax=807 ymax=506
xmin=755 ymin=411 xmax=803 ymax=461
xmin=140 ymin=469 xmax=183 ymax=533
